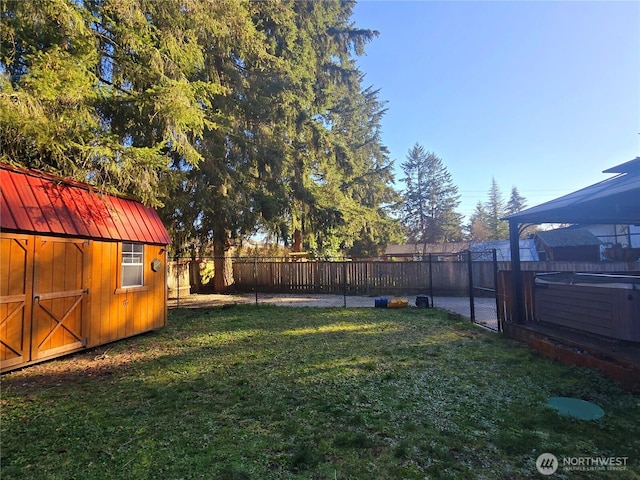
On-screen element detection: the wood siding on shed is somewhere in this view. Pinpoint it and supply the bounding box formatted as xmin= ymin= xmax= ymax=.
xmin=86 ymin=240 xmax=167 ymax=347
xmin=0 ymin=233 xmax=167 ymax=372
xmin=0 ymin=235 xmax=32 ymax=369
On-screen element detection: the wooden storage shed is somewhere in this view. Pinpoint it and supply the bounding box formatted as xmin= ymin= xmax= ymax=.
xmin=535 ymin=228 xmax=602 ymax=261
xmin=0 ymin=163 xmax=171 ymax=372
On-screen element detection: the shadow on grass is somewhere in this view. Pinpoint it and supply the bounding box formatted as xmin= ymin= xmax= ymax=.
xmin=3 ymin=305 xmax=640 ymax=479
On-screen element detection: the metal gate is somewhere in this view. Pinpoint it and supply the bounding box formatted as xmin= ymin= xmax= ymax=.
xmin=467 ymin=250 xmax=501 ymax=332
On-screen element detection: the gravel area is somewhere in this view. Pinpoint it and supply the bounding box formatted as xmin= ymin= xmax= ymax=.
xmin=168 ymin=293 xmax=500 ymax=330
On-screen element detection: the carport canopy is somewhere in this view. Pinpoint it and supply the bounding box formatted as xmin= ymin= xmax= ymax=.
xmin=502 ymin=157 xmax=640 ymax=323
xmin=504 ymin=157 xmax=640 ymax=226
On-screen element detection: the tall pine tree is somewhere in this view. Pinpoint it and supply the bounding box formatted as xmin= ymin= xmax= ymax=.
xmin=506 ymin=186 xmax=527 ymax=215
xmin=467 ymin=201 xmax=490 ymax=241
xmin=485 ymin=177 xmax=509 ymax=240
xmin=159 ymin=0 xmax=397 ymax=288
xmin=1 ymin=0 xmax=218 ymax=205
xmin=2 ymin=0 xmax=401 ymax=291
xmin=467 ymin=183 xmax=526 ymax=241
xmin=401 ymin=144 xmax=462 ymax=247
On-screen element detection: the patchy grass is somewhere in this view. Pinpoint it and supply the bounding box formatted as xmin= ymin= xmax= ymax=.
xmin=2 ymin=306 xmax=639 ymax=479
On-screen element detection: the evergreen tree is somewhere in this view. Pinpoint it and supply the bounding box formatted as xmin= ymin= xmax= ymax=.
xmin=505 ymin=186 xmax=537 ymax=238
xmin=467 ymin=201 xmax=491 ymax=241
xmin=160 ymin=0 xmax=397 ymax=287
xmin=340 ymin=86 xmax=404 ymax=257
xmin=2 ymin=0 xmax=400 ymax=291
xmin=1 ymin=1 xmax=104 ymax=184
xmin=274 ymin=1 xmax=399 ymax=259
xmin=1 ymin=0 xmax=216 ymax=205
xmin=160 ymin=0 xmax=292 ymax=291
xmin=506 ymin=186 xmax=527 ymax=215
xmin=400 ymin=144 xmax=463 ymax=246
xmin=303 ymin=85 xmax=402 ymax=258
xmin=240 ymin=1 xmax=400 ymax=260
xmin=486 ymin=177 xmax=509 ymax=240
xmin=468 ymin=184 xmax=527 ymax=241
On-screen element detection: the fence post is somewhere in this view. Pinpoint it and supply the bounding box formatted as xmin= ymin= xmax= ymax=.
xmin=175 ymin=255 xmax=180 ymax=308
xmin=254 ymin=256 xmax=258 ymax=305
xmin=509 ymin=219 xmax=525 ymax=324
xmin=467 ymin=251 xmax=475 ymax=322
xmin=365 ymin=261 xmax=369 ymax=296
xmin=428 ymin=254 xmax=434 ymax=307
xmin=343 ymin=259 xmax=347 ymax=308
xmin=492 ymin=249 xmax=500 ymax=331
xmin=314 ymin=260 xmax=321 ymax=294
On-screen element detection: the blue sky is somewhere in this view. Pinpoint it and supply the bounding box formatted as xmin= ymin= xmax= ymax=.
xmin=351 ymin=0 xmax=640 ymax=219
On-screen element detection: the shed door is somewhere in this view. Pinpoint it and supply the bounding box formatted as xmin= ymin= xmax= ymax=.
xmin=31 ymin=237 xmax=88 ymax=360
xmin=0 ymin=236 xmax=32 ymax=370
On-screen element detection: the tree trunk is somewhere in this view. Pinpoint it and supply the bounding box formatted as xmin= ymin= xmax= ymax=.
xmin=213 ymin=230 xmax=234 ymax=293
xmin=292 ymin=228 xmax=303 ymax=252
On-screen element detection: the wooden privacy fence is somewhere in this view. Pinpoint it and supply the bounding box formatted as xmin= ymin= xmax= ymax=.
xmin=232 ymin=259 xmax=475 ymax=296
xmin=169 ymin=257 xmax=638 ymax=299
xmin=497 ymin=270 xmax=537 ymax=324
xmin=167 ymin=261 xmax=191 ymax=299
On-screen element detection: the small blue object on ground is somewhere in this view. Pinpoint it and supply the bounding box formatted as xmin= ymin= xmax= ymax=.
xmin=375 ymin=298 xmax=388 ymax=308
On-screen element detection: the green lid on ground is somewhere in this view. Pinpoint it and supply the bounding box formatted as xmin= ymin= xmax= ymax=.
xmin=548 ymin=397 xmax=604 ymax=420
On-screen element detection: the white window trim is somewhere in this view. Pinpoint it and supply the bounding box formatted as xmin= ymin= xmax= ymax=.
xmin=121 ymin=242 xmax=144 ymax=288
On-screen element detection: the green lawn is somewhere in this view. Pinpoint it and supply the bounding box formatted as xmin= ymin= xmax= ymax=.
xmin=2 ymin=306 xmax=639 ymax=479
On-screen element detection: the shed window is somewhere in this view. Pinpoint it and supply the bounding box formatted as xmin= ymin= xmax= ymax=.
xmin=121 ymin=243 xmax=144 ymax=287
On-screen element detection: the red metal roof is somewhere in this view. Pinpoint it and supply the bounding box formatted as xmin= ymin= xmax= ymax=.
xmin=0 ymin=163 xmax=171 ymax=245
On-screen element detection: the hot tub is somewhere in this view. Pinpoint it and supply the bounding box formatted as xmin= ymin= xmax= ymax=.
xmin=534 ymin=273 xmax=640 ymax=342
